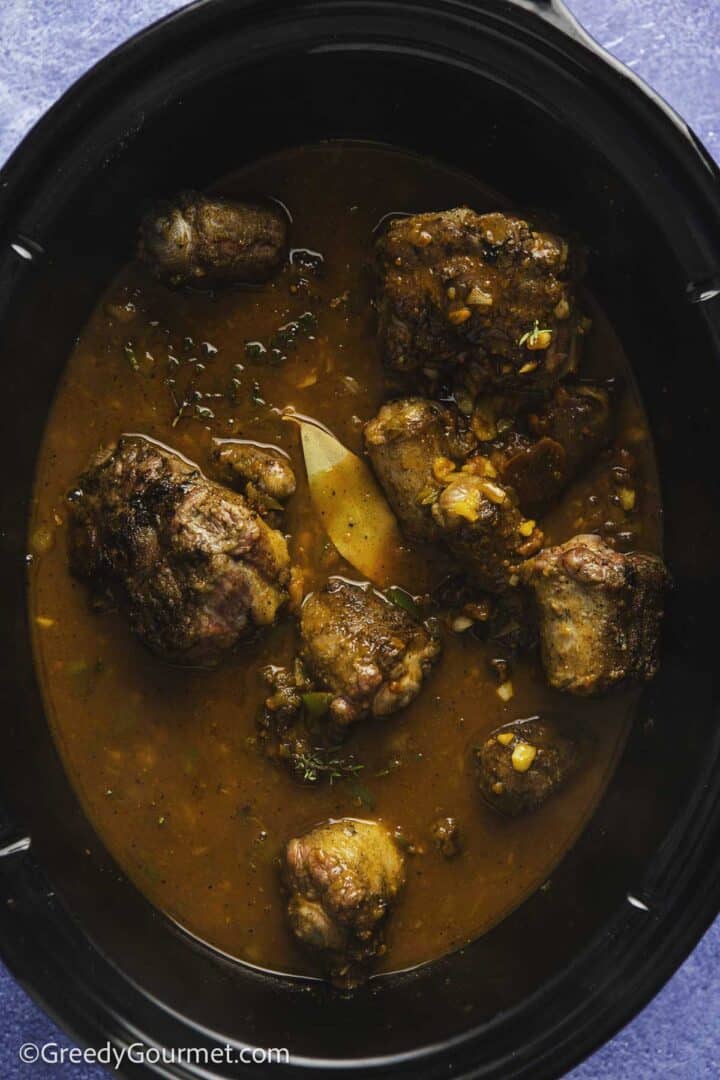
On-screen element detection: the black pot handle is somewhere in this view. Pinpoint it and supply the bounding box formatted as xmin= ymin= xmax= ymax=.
xmin=519 ymin=0 xmax=601 ymax=47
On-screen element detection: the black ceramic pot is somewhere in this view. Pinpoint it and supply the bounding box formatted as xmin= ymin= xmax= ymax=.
xmin=1 ymin=1 xmax=719 ymax=1076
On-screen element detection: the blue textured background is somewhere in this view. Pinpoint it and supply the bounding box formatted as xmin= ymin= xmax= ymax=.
xmin=0 ymin=1 xmax=719 ymax=1076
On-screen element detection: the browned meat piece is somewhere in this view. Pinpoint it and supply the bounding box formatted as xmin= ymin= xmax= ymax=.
xmin=138 ymin=190 xmax=287 ymax=287
xmin=485 ymin=383 xmax=612 ymax=513
xmin=284 ymin=818 xmax=405 ymax=986
xmin=213 ymin=441 xmax=296 ymax=507
xmin=364 ymin=397 xmax=476 ymax=541
xmin=521 ymin=534 xmax=667 ymax=695
xmin=488 ymin=432 xmax=566 ymax=512
xmin=434 ymin=574 xmax=538 ymax=662
xmin=431 ymin=469 xmax=543 ymax=592
xmin=430 ymin=816 xmax=461 ymax=858
xmin=529 ymin=384 xmax=612 ymax=471
xmin=365 ymin=398 xmax=543 ymax=592
xmin=257 ymin=662 xmax=364 ymax=785
xmin=68 ymin=436 xmax=290 ymax=666
xmin=300 ymin=578 xmax=441 ymax=733
xmin=261 ymin=660 xmax=310 ymax=728
xmin=376 ymin=208 xmax=579 ymax=389
xmin=474 ymin=717 xmax=581 ymax=816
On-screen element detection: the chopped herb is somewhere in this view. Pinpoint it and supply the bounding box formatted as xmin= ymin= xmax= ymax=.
xmin=194 ymin=404 xmax=215 ymax=421
xmin=245 ymin=340 xmax=267 ymax=361
xmin=184 ymin=748 xmax=199 ymax=776
xmin=112 ymin=705 xmax=139 ymax=736
xmin=374 ymin=757 xmax=402 ymax=778
xmin=393 ymin=829 xmax=414 ymax=852
xmin=66 ymin=657 xmax=105 ymax=700
xmin=170 ymin=402 xmax=187 ymax=428
xmin=138 ymin=861 xmax=161 ymax=884
xmin=385 ymin=586 xmax=422 ymax=620
xmin=518 ymin=320 xmax=553 ymax=349
xmin=105 ymin=301 xmax=136 ymax=324
xmin=346 ymin=778 xmax=376 ymax=809
xmin=66 ymin=659 xmax=89 ymax=677
xmin=251 ymin=381 xmax=266 ymax=406
xmin=418 ymin=485 xmax=442 ymax=506
xmin=290 ymin=248 xmax=325 ymax=273
xmin=123 ymin=343 xmax=139 ymax=371
xmin=301 ymin=691 xmax=334 ymax=721
xmin=243 ymin=312 xmax=319 ymax=369
xmin=294 ymin=747 xmax=364 ymax=785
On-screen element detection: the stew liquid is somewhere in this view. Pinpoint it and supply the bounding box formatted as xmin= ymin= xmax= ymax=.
xmin=29 ymin=144 xmax=661 ymax=977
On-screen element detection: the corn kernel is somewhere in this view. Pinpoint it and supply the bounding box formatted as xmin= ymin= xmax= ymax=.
xmin=511 ymin=743 xmax=537 ymax=772
xmin=496 ymin=732 xmax=514 ymax=746
xmin=448 ymin=306 xmax=472 ymax=325
xmin=619 ymin=487 xmax=636 ymax=512
xmin=479 ymin=480 xmax=507 ymax=505
xmin=35 ymin=616 xmax=55 ymax=629
xmin=442 ymin=482 xmax=482 ymax=522
xmin=496 ymin=681 xmax=514 ymax=703
xmin=492 ymin=781 xmax=505 ymax=795
xmin=418 ymin=485 xmax=441 ymax=506
xmin=518 ymin=518 xmax=537 ymax=537
xmin=526 ymin=329 xmax=553 ymax=351
xmin=432 ymin=456 xmax=456 ymax=482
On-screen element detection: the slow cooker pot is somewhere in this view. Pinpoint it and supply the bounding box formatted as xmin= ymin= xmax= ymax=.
xmin=1 ymin=1 xmax=719 ymax=1076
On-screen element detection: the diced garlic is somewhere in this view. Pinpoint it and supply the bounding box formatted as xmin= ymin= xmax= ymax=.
xmin=466 ymin=285 xmax=493 ymax=307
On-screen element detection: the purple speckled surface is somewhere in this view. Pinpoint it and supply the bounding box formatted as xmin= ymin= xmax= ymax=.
xmin=0 ymin=1 xmax=719 ymax=1076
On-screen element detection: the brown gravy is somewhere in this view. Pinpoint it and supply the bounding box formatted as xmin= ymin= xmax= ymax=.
xmin=28 ymin=143 xmax=661 ymax=977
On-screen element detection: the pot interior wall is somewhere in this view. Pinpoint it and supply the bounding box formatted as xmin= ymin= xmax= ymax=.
xmin=0 ymin=31 xmax=718 ymax=1069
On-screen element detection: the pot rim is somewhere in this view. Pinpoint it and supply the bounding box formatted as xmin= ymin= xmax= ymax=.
xmin=1 ymin=2 xmax=720 ymax=1077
